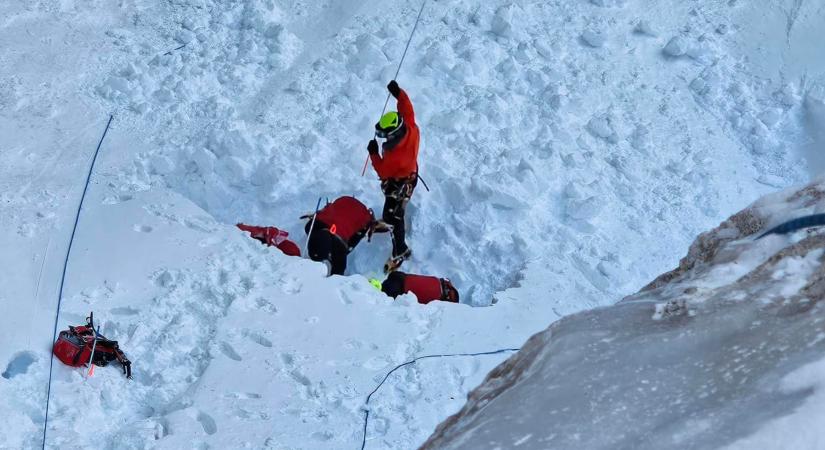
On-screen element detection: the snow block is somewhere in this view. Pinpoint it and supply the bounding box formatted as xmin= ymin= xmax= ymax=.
xmin=663 ymin=36 xmax=689 ymax=57
xmin=581 ymin=29 xmax=607 ymax=48
xmin=586 ymin=114 xmax=619 ymax=144
xmin=634 ymin=20 xmax=657 ymax=37
xmin=491 ymin=5 xmax=514 ymax=37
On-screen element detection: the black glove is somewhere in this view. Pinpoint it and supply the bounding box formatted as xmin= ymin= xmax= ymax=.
xmin=368 ymin=139 xmax=379 ymax=155
xmin=387 ymin=80 xmax=401 ymax=98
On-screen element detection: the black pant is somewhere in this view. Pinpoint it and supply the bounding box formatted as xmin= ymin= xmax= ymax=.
xmin=304 ymin=220 xmax=351 ymax=276
xmin=381 ymin=176 xmax=417 ymax=257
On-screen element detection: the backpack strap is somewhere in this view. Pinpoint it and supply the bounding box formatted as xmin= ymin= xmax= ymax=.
xmin=92 ymin=336 xmax=133 ymax=378
xmin=115 ymin=349 xmax=132 ymax=378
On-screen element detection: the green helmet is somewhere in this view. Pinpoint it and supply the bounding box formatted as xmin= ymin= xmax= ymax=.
xmin=375 ymin=112 xmax=404 ymax=138
xmin=369 ymin=278 xmax=383 ymax=291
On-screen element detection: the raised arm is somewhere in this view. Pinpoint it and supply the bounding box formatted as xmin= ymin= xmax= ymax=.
xmin=387 ymin=80 xmax=415 ymax=126
xmin=396 ymin=89 xmax=416 ymax=126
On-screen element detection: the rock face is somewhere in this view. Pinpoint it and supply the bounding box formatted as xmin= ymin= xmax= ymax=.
xmin=421 ymin=179 xmax=825 ymax=450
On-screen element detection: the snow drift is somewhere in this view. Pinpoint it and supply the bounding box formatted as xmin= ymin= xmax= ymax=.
xmin=421 ymin=178 xmax=825 ymax=450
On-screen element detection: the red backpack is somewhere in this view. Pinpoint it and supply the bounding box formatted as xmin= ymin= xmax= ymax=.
xmin=53 ymin=313 xmax=132 ymax=378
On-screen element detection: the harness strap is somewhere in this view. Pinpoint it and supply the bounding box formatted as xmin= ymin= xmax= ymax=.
xmin=416 ymin=173 xmax=430 ymax=192
xmin=116 ymin=351 xmax=132 ymax=379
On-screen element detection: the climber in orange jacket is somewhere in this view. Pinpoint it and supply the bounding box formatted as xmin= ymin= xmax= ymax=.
xmin=368 ymin=80 xmax=421 ymax=273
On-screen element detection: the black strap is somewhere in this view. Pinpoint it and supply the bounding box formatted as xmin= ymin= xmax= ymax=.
xmin=114 ymin=349 xmax=132 ymax=379
xmin=416 ymin=173 xmax=430 ymax=192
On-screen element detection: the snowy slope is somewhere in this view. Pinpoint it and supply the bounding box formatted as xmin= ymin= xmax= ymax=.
xmin=421 ymin=177 xmax=825 ymax=450
xmin=93 ymin=0 xmax=817 ymax=306
xmin=1 ymin=0 xmax=824 ymax=449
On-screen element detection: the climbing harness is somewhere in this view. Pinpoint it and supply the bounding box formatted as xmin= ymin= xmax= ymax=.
xmin=381 ymin=175 xmax=418 ymax=201
xmin=416 ymin=173 xmax=430 ymax=192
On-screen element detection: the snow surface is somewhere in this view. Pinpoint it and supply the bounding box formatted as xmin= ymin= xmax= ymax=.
xmin=422 ymin=178 xmax=825 ymax=450
xmin=1 ymin=0 xmax=824 ymax=448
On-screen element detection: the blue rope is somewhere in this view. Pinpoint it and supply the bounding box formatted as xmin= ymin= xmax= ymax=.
xmin=360 ymin=347 xmax=520 ymax=450
xmin=757 ymin=213 xmax=825 ymax=239
xmin=42 ymin=114 xmax=114 ymax=450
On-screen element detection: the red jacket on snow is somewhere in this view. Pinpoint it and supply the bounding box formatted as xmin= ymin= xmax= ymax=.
xmin=237 ymin=224 xmax=302 ymax=257
xmin=315 ymin=196 xmax=374 ymax=242
xmin=382 ymin=272 xmax=460 ymax=305
xmin=369 ymin=89 xmax=420 ymax=180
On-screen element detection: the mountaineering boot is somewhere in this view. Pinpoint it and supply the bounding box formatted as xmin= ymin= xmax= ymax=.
xmin=372 ymin=220 xmax=393 ymax=234
xmin=383 ymin=247 xmax=412 ymax=274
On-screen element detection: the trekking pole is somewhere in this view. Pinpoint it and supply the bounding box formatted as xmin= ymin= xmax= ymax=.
xmin=360 ymin=0 xmax=429 ymax=177
xmin=85 ymin=312 xmax=98 ymax=378
xmin=87 ymin=325 xmax=100 ymax=377
xmin=304 ymin=197 xmax=323 ymax=257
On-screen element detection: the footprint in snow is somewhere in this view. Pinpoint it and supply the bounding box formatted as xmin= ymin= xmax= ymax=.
xmin=289 ymin=369 xmax=311 ymax=387
xmin=280 ymin=276 xmax=302 ymax=294
xmin=311 ymin=431 xmax=334 ymax=442
xmin=254 ymin=297 xmax=278 ymax=314
xmin=225 ymin=392 xmax=262 ymax=399
xmin=219 ymin=342 xmax=242 ymax=361
xmin=196 ymin=411 xmax=217 ymax=435
xmin=133 ymin=224 xmax=153 ymax=233
xmin=343 ymin=339 xmax=363 ymax=350
xmin=369 ymin=417 xmax=389 ymax=437
xmin=338 ymin=290 xmax=353 ymax=305
xmin=2 ymin=351 xmax=37 ymax=379
xmin=110 ymin=306 xmax=139 ymax=316
xmin=244 ymin=330 xmax=273 ymax=348
xmin=102 ymin=194 xmax=134 ymax=205
xmin=363 ymin=356 xmax=392 ymax=370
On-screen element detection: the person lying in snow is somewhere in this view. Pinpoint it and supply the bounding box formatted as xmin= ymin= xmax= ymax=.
xmin=368 ymin=80 xmax=420 ymax=273
xmin=303 ymin=196 xmax=380 ymax=276
xmin=237 ymin=223 xmax=301 ymax=257
xmin=379 ymin=271 xmax=460 ymax=304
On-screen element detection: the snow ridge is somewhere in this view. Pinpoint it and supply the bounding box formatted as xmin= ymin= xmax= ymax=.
xmin=422 ymin=178 xmax=825 ymax=450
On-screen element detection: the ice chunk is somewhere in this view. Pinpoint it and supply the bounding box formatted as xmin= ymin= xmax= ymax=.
xmin=663 ymin=36 xmax=689 ymax=57
xmin=634 ymin=20 xmax=657 ymax=36
xmin=586 ymin=114 xmax=619 ymax=144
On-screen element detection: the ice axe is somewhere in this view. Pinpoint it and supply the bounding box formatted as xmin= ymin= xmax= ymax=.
xmin=303 ymin=197 xmax=323 ymax=258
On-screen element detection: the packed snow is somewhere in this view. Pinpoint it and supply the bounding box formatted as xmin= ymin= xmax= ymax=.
xmin=1 ymin=0 xmax=824 ymax=448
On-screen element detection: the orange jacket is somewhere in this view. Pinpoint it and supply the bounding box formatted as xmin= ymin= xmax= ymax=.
xmin=370 ymin=89 xmax=420 ymax=180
